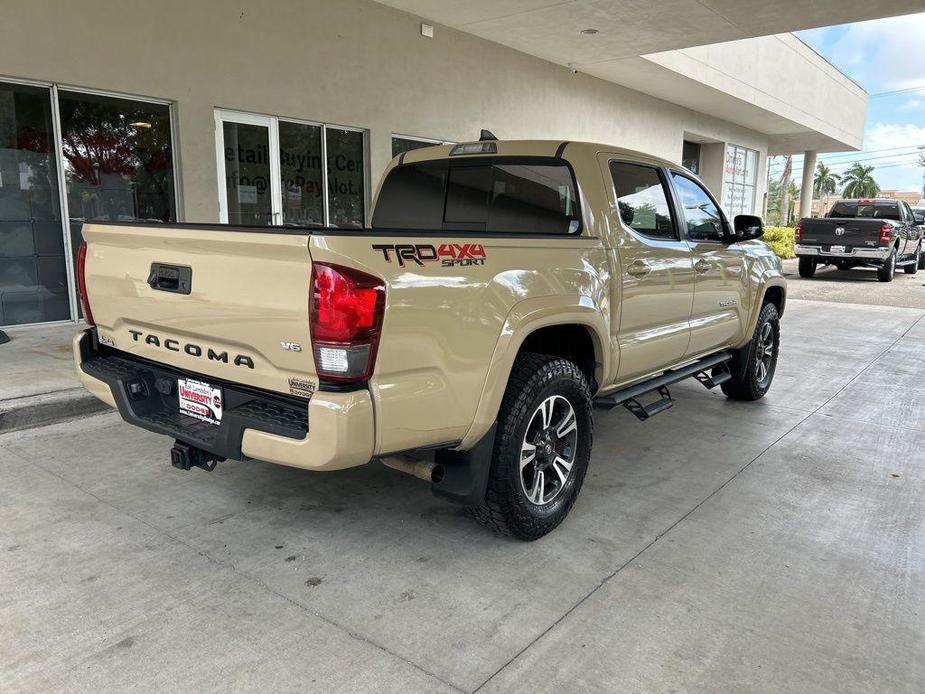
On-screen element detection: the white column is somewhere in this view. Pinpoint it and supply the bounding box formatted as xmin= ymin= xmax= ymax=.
xmin=799 ymin=150 xmax=817 ymax=220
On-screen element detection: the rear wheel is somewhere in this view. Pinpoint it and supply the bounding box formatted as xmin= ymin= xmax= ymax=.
xmin=905 ymin=244 xmax=920 ymax=274
xmin=722 ymin=302 xmax=780 ymax=401
xmin=469 ymin=353 xmax=592 ymax=540
xmin=877 ymin=249 xmax=896 ymax=282
xmin=918 ymin=243 xmax=925 ymax=270
xmin=798 ymin=257 xmax=816 ymax=278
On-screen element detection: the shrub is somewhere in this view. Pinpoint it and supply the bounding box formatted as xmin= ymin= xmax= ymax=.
xmin=762 ymin=226 xmax=795 ymax=259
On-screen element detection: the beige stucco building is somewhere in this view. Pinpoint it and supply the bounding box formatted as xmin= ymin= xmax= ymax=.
xmin=0 ymin=0 xmax=921 ymax=327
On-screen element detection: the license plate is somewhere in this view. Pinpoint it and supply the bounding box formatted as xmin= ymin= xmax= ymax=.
xmin=829 ymin=245 xmax=846 ymax=254
xmin=178 ymin=378 xmax=223 ymax=426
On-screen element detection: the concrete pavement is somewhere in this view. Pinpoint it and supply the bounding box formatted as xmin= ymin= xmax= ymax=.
xmin=2 ymin=299 xmax=924 ymax=693
xmin=0 ymin=323 xmax=108 ymax=433
xmin=781 ymin=258 xmax=925 ymax=308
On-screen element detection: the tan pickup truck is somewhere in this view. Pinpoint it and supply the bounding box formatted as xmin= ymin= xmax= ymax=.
xmin=75 ymin=138 xmax=786 ymax=540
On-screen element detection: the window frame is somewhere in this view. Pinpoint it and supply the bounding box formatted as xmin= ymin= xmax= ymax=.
xmin=607 ymin=159 xmax=681 ymax=243
xmin=667 ymin=169 xmax=731 ymax=245
xmin=0 ymin=76 xmax=181 ymax=328
xmin=214 ymin=108 xmax=369 ymax=228
xmin=373 ymin=155 xmax=585 ymax=236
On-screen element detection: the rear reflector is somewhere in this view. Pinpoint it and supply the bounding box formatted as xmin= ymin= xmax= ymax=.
xmin=310 ymin=263 xmax=385 ymax=384
xmin=794 ymin=221 xmax=803 ymax=242
xmin=77 ymin=241 xmax=95 ymax=326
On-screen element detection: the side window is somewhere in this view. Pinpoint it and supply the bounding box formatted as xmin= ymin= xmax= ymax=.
xmin=609 ymin=162 xmax=676 ymax=240
xmin=671 ymin=173 xmax=724 ymax=242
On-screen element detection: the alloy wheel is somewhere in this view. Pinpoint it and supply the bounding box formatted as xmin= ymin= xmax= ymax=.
xmin=755 ymin=321 xmax=776 ymax=386
xmin=519 ymin=395 xmax=579 ymax=506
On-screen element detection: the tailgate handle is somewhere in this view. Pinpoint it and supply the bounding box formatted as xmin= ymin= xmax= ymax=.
xmin=148 ymin=263 xmax=192 ymax=295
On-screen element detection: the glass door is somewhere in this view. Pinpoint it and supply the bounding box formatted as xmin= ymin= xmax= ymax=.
xmin=0 ymin=81 xmax=70 ymax=326
xmin=215 ymin=110 xmax=281 ymax=225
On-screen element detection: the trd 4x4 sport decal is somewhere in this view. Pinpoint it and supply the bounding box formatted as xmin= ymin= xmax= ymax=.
xmin=372 ymin=243 xmax=486 ymax=267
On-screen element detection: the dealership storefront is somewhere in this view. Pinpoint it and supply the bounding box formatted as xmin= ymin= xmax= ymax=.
xmin=0 ymin=1 xmax=866 ymax=330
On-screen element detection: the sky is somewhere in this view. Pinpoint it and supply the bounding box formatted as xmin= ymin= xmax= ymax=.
xmin=770 ymin=12 xmax=925 ymax=196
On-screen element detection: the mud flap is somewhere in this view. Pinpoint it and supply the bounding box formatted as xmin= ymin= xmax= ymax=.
xmin=431 ymin=423 xmax=497 ymax=506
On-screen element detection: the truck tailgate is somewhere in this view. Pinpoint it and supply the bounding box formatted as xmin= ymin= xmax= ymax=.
xmin=82 ymin=223 xmax=317 ymax=399
xmin=800 ymin=218 xmax=882 ymax=248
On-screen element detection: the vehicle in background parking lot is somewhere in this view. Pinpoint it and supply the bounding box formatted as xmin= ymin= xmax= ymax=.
xmin=795 ymin=199 xmax=925 ymax=281
xmin=73 ymin=137 xmax=786 ymax=540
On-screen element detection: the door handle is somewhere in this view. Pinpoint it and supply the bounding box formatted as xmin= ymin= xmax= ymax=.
xmin=627 ymin=261 xmax=650 ymax=278
xmin=694 ymin=259 xmax=711 ymax=274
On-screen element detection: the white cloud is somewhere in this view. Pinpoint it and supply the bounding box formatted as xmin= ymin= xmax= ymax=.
xmin=864 ymin=122 xmax=925 ymax=152
xmin=821 ymin=13 xmax=925 ymax=92
xmin=898 ymin=98 xmax=924 ymax=112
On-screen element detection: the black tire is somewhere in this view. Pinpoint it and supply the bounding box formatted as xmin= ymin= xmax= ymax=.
xmin=798 ymin=257 xmax=816 ymax=278
xmin=469 ymin=353 xmax=593 ymax=540
xmin=721 ymin=302 xmax=780 ymax=401
xmin=918 ymin=243 xmax=925 ymax=270
xmin=905 ymin=245 xmax=920 ymax=274
xmin=877 ymin=249 xmax=896 ymax=282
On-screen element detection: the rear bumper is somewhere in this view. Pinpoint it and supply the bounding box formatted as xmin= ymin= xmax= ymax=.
xmin=73 ymin=329 xmax=374 ymax=471
xmin=795 ymin=244 xmax=890 ymax=261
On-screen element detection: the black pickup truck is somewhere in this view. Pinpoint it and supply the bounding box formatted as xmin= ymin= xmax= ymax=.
xmin=795 ymin=199 xmax=925 ymax=282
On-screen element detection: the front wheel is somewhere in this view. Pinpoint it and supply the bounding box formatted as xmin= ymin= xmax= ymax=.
xmin=798 ymin=257 xmax=816 ymax=278
xmin=722 ymin=302 xmax=780 ymax=401
xmin=469 ymin=353 xmax=593 ymax=540
xmin=877 ymin=249 xmax=896 ymax=282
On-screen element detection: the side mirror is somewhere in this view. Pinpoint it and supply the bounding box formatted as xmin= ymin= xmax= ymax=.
xmin=913 ymin=212 xmax=924 ymax=225
xmin=731 ymin=214 xmax=764 ymax=241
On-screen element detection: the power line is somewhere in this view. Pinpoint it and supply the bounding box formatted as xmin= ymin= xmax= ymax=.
xmin=869 ymin=85 xmax=925 ymax=98
xmin=768 ymin=150 xmax=924 ymax=173
xmin=768 ymin=144 xmax=925 ymax=170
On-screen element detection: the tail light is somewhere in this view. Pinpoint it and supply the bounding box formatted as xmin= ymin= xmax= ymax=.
xmin=310 ymin=263 xmax=385 ymax=384
xmin=77 ymin=241 xmax=95 ymax=326
xmin=879 ymin=223 xmax=893 ymax=245
xmin=794 ymin=221 xmax=803 ymax=242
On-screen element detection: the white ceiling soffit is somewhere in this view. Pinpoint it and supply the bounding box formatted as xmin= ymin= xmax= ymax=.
xmin=375 ymin=0 xmax=925 ymax=62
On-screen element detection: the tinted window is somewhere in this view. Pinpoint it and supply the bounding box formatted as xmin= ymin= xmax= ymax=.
xmin=827 ymin=202 xmax=901 ymax=220
xmin=445 ymin=166 xmax=492 ymax=225
xmin=372 ymin=159 xmax=579 ymax=234
xmin=326 ymin=128 xmax=365 ymax=228
xmin=671 ymin=173 xmax=724 ymax=242
xmin=610 ymin=162 xmax=675 ymax=240
xmin=372 ymin=162 xmax=447 ymax=229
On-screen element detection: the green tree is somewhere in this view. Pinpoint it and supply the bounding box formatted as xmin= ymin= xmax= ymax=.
xmin=813 ymin=162 xmax=841 ymax=197
xmin=841 ymin=164 xmax=880 ymax=198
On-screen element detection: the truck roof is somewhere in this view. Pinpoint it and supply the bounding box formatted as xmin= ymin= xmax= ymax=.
xmin=397 ymin=139 xmax=688 ymax=173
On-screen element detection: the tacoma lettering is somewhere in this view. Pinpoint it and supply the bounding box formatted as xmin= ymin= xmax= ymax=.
xmin=128 ymin=330 xmax=254 ymax=369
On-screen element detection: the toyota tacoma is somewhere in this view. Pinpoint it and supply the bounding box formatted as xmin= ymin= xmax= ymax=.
xmin=74 ymin=137 xmax=786 ymax=540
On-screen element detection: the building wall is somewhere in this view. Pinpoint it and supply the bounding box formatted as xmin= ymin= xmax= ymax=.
xmin=0 ymin=0 xmax=772 ymax=223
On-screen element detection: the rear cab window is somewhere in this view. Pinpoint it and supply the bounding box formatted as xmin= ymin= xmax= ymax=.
xmin=372 ymin=158 xmax=581 ymax=234
xmin=827 ymin=201 xmax=901 ymax=220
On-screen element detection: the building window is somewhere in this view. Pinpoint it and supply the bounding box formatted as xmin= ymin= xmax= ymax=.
xmin=682 ymin=141 xmax=701 ymax=175
xmin=215 ymin=110 xmax=368 ymax=228
xmin=59 ymin=91 xmax=177 ymax=259
xmin=391 ymin=135 xmax=449 ymax=158
xmin=0 ymin=81 xmax=178 ymax=328
xmin=722 ymin=144 xmax=758 ymax=217
xmin=0 ymin=82 xmax=69 ymax=326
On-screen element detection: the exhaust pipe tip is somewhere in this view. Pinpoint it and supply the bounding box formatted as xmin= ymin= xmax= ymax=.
xmin=381 ymin=456 xmax=444 ymax=484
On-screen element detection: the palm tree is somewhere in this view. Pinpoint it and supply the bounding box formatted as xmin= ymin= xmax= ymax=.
xmin=813 ymin=162 xmax=840 ymax=198
xmin=841 ymin=164 xmax=880 ymax=198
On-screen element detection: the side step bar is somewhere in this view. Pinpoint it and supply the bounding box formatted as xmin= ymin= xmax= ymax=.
xmin=594 ymin=351 xmax=732 ymax=421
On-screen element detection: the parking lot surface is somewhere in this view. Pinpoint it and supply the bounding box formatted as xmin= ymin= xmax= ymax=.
xmin=2 ymin=298 xmax=924 ymax=693
xmin=782 ymin=258 xmax=925 ymax=308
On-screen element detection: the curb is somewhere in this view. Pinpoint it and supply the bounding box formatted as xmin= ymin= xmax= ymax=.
xmin=0 ymin=388 xmax=112 ymax=435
